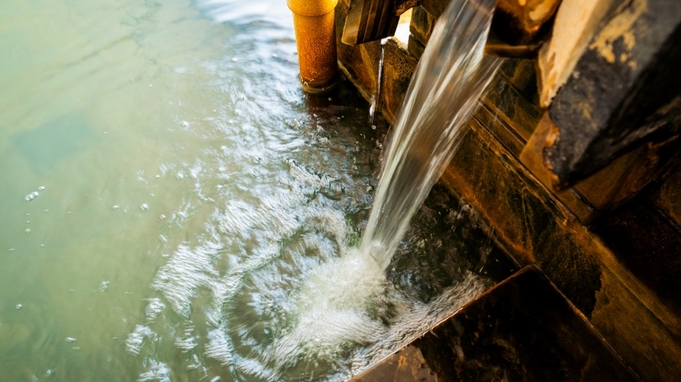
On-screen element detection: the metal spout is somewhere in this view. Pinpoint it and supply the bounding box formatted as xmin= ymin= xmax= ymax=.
xmin=288 ymin=0 xmax=339 ymax=93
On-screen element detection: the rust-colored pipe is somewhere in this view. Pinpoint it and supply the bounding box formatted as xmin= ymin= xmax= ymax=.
xmin=288 ymin=0 xmax=338 ymax=93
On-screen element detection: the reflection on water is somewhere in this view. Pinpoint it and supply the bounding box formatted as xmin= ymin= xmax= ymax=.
xmin=12 ymin=113 xmax=93 ymax=170
xmin=0 ymin=0 xmax=507 ymax=380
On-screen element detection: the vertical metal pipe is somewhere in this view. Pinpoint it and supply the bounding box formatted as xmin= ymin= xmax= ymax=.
xmin=288 ymin=0 xmax=338 ymax=93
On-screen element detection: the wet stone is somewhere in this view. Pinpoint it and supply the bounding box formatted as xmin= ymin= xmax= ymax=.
xmin=498 ymin=58 xmax=540 ymax=106
xmin=592 ymin=198 xmax=681 ymax=323
xmin=409 ymin=6 xmax=436 ymax=47
xmin=387 ymin=184 xmax=517 ymax=303
xmin=352 ymin=267 xmax=637 ymax=382
xmin=443 ymin=122 xmax=603 ymax=315
xmin=652 ymin=164 xmax=681 ymax=228
xmin=407 ymin=35 xmax=426 ymax=60
xmin=419 ymin=0 xmax=448 ymax=19
xmin=439 ymin=119 xmax=681 ymax=380
xmin=480 ymin=75 xmax=542 ymax=142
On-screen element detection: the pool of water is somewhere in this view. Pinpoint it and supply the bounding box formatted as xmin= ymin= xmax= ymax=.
xmin=0 ymin=1 xmax=513 ymax=380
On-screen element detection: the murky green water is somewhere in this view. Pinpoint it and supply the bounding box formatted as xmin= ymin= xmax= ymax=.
xmin=0 ymin=1 xmax=511 ymax=381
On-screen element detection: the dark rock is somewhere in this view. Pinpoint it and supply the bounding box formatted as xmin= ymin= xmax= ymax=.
xmin=546 ymin=0 xmax=681 ymax=188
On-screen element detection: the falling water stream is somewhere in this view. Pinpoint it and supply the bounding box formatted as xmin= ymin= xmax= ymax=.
xmin=368 ymin=38 xmax=387 ymax=127
xmin=361 ymin=0 xmax=501 ymax=269
xmin=0 ymin=0 xmax=504 ymax=381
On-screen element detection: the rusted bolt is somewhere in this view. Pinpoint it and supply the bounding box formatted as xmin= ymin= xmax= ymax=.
xmin=288 ymin=0 xmax=338 ymax=93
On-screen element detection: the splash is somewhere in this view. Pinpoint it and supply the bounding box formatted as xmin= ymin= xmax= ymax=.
xmin=122 ymin=0 xmax=501 ymax=380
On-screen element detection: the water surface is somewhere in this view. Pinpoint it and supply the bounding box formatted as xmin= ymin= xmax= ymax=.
xmin=0 ymin=0 xmax=509 ymax=380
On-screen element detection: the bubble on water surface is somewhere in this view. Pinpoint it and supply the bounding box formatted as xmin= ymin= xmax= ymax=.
xmin=175 ymin=324 xmax=198 ymax=354
xmin=186 ymin=354 xmax=201 ymax=371
xmin=98 ymin=281 xmax=110 ymax=292
xmin=65 ymin=337 xmax=77 ymax=343
xmin=138 ymin=360 xmax=171 ymax=382
xmin=24 ymin=191 xmax=39 ymax=201
xmin=15 ymin=304 xmax=22 ymax=310
xmin=144 ymin=298 xmax=166 ymax=323
xmin=140 ymin=203 xmax=149 ymax=211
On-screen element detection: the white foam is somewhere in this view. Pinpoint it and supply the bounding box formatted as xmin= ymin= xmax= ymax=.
xmin=205 ymin=328 xmax=237 ymax=367
xmin=125 ymin=325 xmax=154 ymax=356
xmin=144 ymin=298 xmax=166 ymax=323
xmin=123 ymin=123 xmax=491 ymax=381
xmin=138 ymin=360 xmax=171 ymax=382
xmin=151 ymin=242 xmax=221 ymax=317
xmin=175 ymin=324 xmax=198 ymax=354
